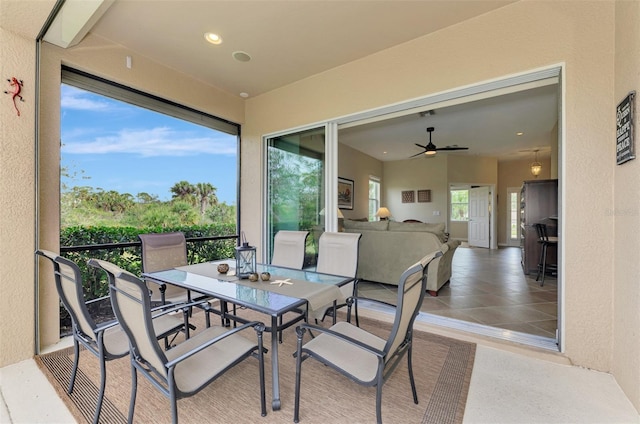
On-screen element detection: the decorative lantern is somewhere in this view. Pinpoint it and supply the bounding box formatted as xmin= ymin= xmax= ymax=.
xmin=235 ymin=233 xmax=256 ymax=279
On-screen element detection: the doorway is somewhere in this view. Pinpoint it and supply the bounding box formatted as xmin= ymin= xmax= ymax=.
xmin=266 ymin=66 xmax=563 ymax=348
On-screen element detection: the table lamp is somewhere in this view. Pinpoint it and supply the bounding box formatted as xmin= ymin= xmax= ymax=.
xmin=375 ymin=207 xmax=391 ymax=220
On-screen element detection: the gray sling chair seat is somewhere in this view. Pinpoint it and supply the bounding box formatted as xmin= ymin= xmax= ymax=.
xmin=35 ymin=250 xmax=184 ymax=424
xmin=270 ymin=230 xmax=310 ymax=269
xmin=293 ymin=250 xmax=443 ymax=424
xmin=309 ymin=231 xmax=362 ymax=324
xmin=258 ymin=230 xmax=310 ymax=342
xmin=139 ymin=232 xmax=216 ymax=337
xmin=88 ymin=258 xmax=267 ymax=424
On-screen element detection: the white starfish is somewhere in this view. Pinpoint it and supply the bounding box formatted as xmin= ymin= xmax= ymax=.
xmin=270 ymin=278 xmax=293 ymax=287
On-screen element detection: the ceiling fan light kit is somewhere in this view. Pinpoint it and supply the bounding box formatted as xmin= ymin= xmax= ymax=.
xmin=412 ymin=127 xmax=469 ymax=158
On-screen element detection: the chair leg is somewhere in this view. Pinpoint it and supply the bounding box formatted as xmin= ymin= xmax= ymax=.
xmin=68 ymin=338 xmax=80 ymax=394
xmin=536 ymin=243 xmax=544 ymax=282
xmin=407 ymin=343 xmax=418 ymax=404
xmin=353 ymin=279 xmax=360 ymax=327
xmin=170 ymin=393 xmax=178 ymax=424
xmin=93 ymin=352 xmax=107 ymax=424
xmin=256 ymin=328 xmax=267 ymax=417
xmin=540 ymin=243 xmax=548 ymax=287
xmin=293 ymin=327 xmax=306 ymax=423
xmin=375 ymin=376 xmax=384 ymax=424
xmin=128 ymin=361 xmax=137 ymax=424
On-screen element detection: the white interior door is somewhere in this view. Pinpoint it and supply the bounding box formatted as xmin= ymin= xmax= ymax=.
xmin=468 ymin=186 xmax=490 ymax=248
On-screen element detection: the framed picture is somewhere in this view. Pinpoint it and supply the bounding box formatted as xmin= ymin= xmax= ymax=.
xmin=418 ymin=189 xmax=432 ymax=203
xmin=401 ymin=190 xmax=415 ymax=203
xmin=338 ymin=177 xmax=354 ymax=210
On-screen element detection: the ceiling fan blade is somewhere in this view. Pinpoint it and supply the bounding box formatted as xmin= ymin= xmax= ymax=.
xmin=436 ymin=146 xmax=469 ymax=151
xmin=410 ymin=151 xmax=426 ymax=158
xmin=414 ymin=143 xmax=428 ymax=149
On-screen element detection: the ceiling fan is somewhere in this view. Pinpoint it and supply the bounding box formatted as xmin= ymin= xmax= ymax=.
xmin=411 ymin=127 xmax=469 ymax=157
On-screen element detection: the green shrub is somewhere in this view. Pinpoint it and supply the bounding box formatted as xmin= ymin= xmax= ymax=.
xmin=59 ymin=224 xmax=237 ymax=326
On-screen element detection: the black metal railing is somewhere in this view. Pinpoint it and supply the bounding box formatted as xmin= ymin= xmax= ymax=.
xmin=56 ymin=234 xmax=239 ymax=336
xmin=59 ymin=234 xmax=238 ymax=253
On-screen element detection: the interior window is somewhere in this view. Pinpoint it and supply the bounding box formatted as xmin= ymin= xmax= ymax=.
xmin=450 ymin=189 xmax=469 ymax=221
xmin=368 ymin=177 xmax=380 ymax=221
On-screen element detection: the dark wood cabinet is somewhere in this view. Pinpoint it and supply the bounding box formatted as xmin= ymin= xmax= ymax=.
xmin=520 ymin=179 xmax=558 ymax=274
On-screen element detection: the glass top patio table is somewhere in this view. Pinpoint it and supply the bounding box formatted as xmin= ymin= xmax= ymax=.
xmin=143 ymin=260 xmax=352 ymax=411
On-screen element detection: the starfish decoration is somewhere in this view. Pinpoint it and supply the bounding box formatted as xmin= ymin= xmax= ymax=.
xmin=270 ymin=278 xmax=293 ymax=287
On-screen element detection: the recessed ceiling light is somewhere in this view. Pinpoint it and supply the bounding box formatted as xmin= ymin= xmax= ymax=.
xmin=516 ymin=132 xmax=524 ymax=136
xmin=232 ymin=51 xmax=252 ymax=62
xmin=240 ymin=92 xmax=249 ymax=98
xmin=204 ymin=32 xmax=222 ymax=45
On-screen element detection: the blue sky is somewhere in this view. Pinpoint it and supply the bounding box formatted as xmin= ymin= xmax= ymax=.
xmin=60 ymin=84 xmax=238 ymax=204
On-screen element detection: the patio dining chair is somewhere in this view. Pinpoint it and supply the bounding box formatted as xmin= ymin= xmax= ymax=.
xmin=270 ymin=230 xmax=309 ymax=269
xmin=139 ymin=231 xmax=214 ymax=335
xmin=293 ymin=250 xmax=442 ymax=424
xmin=139 ymin=232 xmax=193 ymax=304
xmin=311 ymin=231 xmax=362 ymax=324
xmin=35 ymin=250 xmax=184 ymax=424
xmin=89 ymin=258 xmax=267 ymax=424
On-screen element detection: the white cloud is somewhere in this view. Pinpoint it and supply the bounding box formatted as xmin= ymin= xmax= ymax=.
xmin=62 ymin=127 xmax=236 ymax=157
xmin=61 ymin=85 xmax=113 ymax=111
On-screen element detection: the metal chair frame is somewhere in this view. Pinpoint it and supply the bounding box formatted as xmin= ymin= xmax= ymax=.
xmin=90 ymin=259 xmax=267 ymax=424
xmin=36 ymin=250 xmax=183 ymax=424
xmin=293 ymin=251 xmax=442 ymax=424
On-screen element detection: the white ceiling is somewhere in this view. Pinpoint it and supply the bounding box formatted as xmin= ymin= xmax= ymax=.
xmin=339 ymin=82 xmax=559 ymax=162
xmin=86 ymin=0 xmax=517 ymax=98
xmin=17 ymin=0 xmax=558 ymax=161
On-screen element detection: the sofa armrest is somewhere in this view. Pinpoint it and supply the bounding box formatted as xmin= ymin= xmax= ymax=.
xmin=425 ymin=241 xmax=460 ymax=295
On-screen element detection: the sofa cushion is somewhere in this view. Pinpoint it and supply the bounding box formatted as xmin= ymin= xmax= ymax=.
xmin=388 ymin=221 xmax=446 ymax=242
xmin=343 ymin=219 xmax=389 ymax=231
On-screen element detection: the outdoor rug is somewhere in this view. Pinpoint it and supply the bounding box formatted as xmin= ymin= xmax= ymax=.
xmin=36 ymin=311 xmax=475 ymax=424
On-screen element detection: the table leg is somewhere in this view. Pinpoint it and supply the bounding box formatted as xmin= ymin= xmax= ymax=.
xmin=270 ymin=314 xmax=281 ymax=411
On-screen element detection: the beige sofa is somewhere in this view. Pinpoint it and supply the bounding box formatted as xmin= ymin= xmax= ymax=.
xmin=343 ymin=219 xmax=459 ymax=296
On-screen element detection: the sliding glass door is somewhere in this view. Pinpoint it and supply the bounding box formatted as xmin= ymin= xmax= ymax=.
xmin=266 ymin=127 xmax=326 ymax=267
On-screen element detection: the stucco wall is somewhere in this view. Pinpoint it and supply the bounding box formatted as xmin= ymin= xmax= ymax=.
xmin=0 ymin=28 xmax=36 ymax=366
xmin=243 ymin=1 xmax=616 ymax=373
xmin=613 ymin=0 xmax=640 ymax=411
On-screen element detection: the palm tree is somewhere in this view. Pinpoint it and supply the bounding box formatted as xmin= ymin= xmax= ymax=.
xmin=195 ymin=182 xmax=218 ymax=217
xmin=170 ymin=181 xmax=196 ymax=205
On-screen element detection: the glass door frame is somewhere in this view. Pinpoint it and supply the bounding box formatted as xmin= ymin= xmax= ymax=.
xmin=262 ymin=123 xmax=339 ymax=264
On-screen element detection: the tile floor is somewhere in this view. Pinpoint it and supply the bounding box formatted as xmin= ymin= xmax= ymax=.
xmin=358 ymin=245 xmax=558 ymax=339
